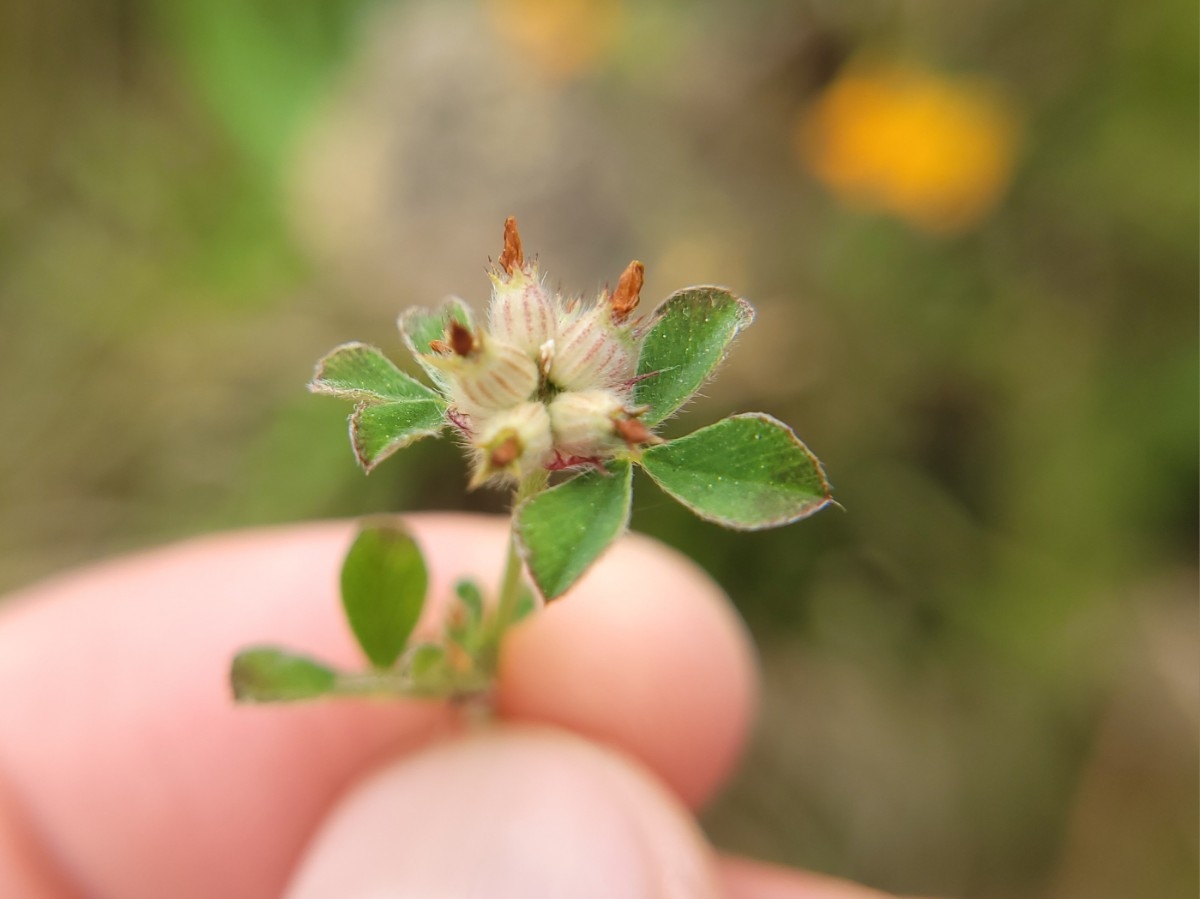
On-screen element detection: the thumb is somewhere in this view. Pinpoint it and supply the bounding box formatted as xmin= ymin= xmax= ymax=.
xmin=286 ymin=726 xmax=724 ymax=899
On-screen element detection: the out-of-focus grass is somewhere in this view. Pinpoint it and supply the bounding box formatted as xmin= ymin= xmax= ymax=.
xmin=0 ymin=0 xmax=1195 ymax=896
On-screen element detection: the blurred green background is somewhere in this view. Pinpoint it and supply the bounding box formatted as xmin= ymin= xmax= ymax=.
xmin=1 ymin=0 xmax=1195 ymax=896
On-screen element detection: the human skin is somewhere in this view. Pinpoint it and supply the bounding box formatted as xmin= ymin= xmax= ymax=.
xmin=0 ymin=515 xmax=893 ymax=898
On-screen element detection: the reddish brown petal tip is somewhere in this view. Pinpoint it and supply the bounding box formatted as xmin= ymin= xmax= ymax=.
xmin=489 ymin=433 xmax=521 ymax=469
xmin=498 ymin=216 xmax=524 ymax=274
xmin=448 ymin=320 xmax=476 ymax=357
xmin=614 ymin=416 xmax=660 ymax=448
xmin=610 ymin=260 xmax=645 ymax=323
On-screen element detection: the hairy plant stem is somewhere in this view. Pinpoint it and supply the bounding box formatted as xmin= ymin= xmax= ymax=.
xmin=483 ymin=469 xmax=549 ymax=671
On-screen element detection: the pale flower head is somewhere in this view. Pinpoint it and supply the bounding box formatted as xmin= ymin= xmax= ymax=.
xmin=419 ymin=218 xmax=656 ymax=486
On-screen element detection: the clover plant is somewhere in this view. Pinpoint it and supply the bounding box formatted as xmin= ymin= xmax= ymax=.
xmin=231 ymin=218 xmax=831 ymax=704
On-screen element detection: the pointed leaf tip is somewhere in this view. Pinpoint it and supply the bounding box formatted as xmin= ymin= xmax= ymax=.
xmin=341 ymin=522 xmax=428 ymax=668
xmin=515 ymin=461 xmax=633 ymax=600
xmin=640 ymin=413 xmax=831 ymax=530
xmin=310 ymin=342 xmax=441 ymax=403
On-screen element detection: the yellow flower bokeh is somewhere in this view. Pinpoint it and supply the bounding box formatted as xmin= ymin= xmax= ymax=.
xmin=798 ymin=60 xmax=1021 ymax=234
xmin=483 ymin=0 xmax=625 ymax=80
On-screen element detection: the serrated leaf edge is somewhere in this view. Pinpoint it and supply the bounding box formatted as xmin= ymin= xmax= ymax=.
xmin=349 ymin=401 xmax=446 ymax=473
xmin=309 ymin=341 xmax=441 ymax=403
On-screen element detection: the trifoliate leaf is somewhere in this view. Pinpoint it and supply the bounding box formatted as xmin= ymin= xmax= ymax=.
xmin=399 ymin=298 xmax=474 ymax=386
xmin=350 ymin=399 xmax=446 ymax=473
xmin=515 ymin=461 xmax=633 ymax=600
xmin=310 ymin=342 xmax=447 ymax=472
xmin=634 ymin=287 xmax=755 ymax=425
xmin=231 ymin=647 xmax=338 ymax=702
xmin=340 ymin=522 xmax=428 ymax=669
xmin=640 ymin=413 xmax=832 ymax=529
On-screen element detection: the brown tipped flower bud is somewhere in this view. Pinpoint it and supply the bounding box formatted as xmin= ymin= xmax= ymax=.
xmin=549 ymin=389 xmax=656 ymax=458
xmin=469 ymin=401 xmax=552 ymax=487
xmin=431 ymin=334 xmax=539 ymax=418
xmin=609 ymin=260 xmax=644 ymax=323
xmin=414 ymin=218 xmax=666 ymax=484
xmin=498 ymin=216 xmax=524 ymax=274
xmin=488 ymin=268 xmax=557 ymax=356
xmin=613 ymin=415 xmax=661 ymax=449
xmin=487 ymin=433 xmax=521 ymax=470
xmin=550 ymin=307 xmax=637 ymax=393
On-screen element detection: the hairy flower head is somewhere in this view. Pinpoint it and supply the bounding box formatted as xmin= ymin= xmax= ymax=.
xmin=418 ymin=218 xmax=655 ymax=486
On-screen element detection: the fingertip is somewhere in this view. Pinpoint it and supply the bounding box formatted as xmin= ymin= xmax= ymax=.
xmin=287 ymin=726 xmax=723 ymax=899
xmin=496 ymin=530 xmax=759 ymax=808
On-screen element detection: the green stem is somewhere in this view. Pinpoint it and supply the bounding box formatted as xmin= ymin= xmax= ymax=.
xmin=332 ymin=670 xmax=490 ymax=700
xmin=486 ymin=470 xmax=549 ymax=668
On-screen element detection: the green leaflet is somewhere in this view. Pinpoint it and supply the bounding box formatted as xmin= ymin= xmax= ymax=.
xmin=231 ymin=647 xmax=338 ymax=702
xmin=350 ymin=399 xmax=445 ymax=472
xmin=640 ymin=413 xmax=831 ymax=529
xmin=515 ymin=461 xmax=633 ymax=600
xmin=634 ymin=287 xmax=755 ymax=425
xmin=309 ymin=342 xmax=446 ymax=472
xmin=310 ymin=342 xmax=441 ymax=403
xmin=340 ymin=522 xmax=428 ymax=669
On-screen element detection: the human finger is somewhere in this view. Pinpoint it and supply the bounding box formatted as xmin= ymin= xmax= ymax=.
xmin=287 ymin=726 xmax=723 ymax=899
xmin=0 ymin=515 xmax=755 ymax=899
xmin=719 ymin=855 xmax=898 ymax=899
xmin=287 ymin=730 xmax=899 ymax=899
